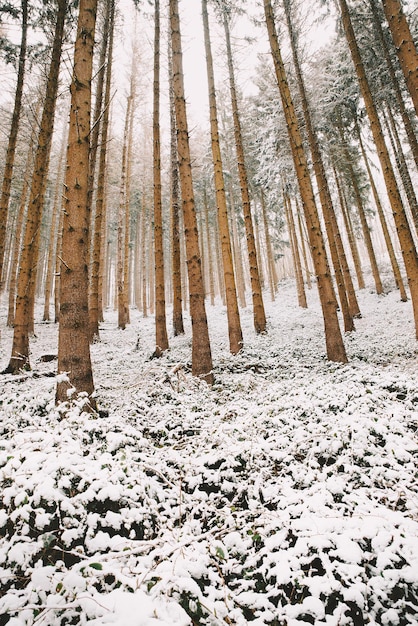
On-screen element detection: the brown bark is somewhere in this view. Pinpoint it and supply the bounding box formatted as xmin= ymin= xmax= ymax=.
xmin=264 ymin=0 xmax=347 ymax=362
xmin=295 ymin=198 xmax=312 ymax=289
xmin=356 ymin=120 xmax=408 ymax=301
xmin=202 ymin=0 xmax=243 ymax=353
xmin=383 ymin=105 xmax=418 ymax=232
xmin=4 ymin=0 xmax=67 ymax=374
xmin=153 ymin=0 xmax=169 ymax=355
xmin=56 ymin=0 xmax=97 ymax=406
xmin=0 ymin=0 xmax=28 ymax=284
xmin=283 ymin=0 xmax=354 ymax=332
xmin=333 ymin=165 xmax=366 ymax=291
xmin=170 ymin=0 xmax=214 ymax=384
xmin=6 ymin=113 xmax=38 ymax=327
xmin=339 ymin=0 xmax=418 ymax=337
xmin=260 ymin=190 xmax=278 ymax=301
xmin=89 ymin=0 xmax=114 ymax=341
xmin=43 ymin=138 xmax=66 ymax=321
xmin=117 ymin=95 xmax=132 ymax=330
xmin=224 ymin=13 xmax=266 ymax=334
xmin=203 ymin=189 xmax=215 ymax=306
xmin=337 ymin=118 xmax=384 ymax=295
xmin=370 ymin=0 xmax=418 ymax=170
xmin=284 ymin=192 xmax=307 ymax=309
xmin=168 ymin=36 xmax=184 ymax=335
xmin=381 ymin=0 xmax=418 ymax=116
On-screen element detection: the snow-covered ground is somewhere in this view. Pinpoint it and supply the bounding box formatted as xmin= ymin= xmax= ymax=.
xmin=0 ymin=270 xmax=417 ymax=625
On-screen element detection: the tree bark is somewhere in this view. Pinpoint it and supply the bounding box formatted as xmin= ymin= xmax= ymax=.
xmin=370 ymin=0 xmax=418 ymax=170
xmin=264 ymin=0 xmax=347 ymax=362
xmin=284 ymin=192 xmax=307 ymax=309
xmin=170 ymin=0 xmax=214 ymax=384
xmin=202 ymin=0 xmax=243 ymax=353
xmin=356 ymin=119 xmax=408 ymax=301
xmin=283 ymin=0 xmax=354 ymax=332
xmin=89 ymin=0 xmax=115 ymax=341
xmin=56 ymin=0 xmax=97 ymax=406
xmin=0 ymin=0 xmax=28 ymax=284
xmin=339 ymin=0 xmax=418 ymax=338
xmin=4 ymin=0 xmax=67 ymax=374
xmin=168 ymin=35 xmax=184 ymax=336
xmin=153 ymin=0 xmax=169 ymax=355
xmin=223 ymin=12 xmax=266 ymax=334
xmin=381 ymin=0 xmax=418 ymax=116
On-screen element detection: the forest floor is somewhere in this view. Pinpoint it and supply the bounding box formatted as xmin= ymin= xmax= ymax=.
xmin=0 ymin=268 xmax=417 ymax=625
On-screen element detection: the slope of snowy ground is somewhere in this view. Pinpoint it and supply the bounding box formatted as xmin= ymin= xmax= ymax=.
xmin=0 ymin=273 xmax=417 ymax=625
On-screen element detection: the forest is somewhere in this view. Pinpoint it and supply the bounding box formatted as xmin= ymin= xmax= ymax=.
xmin=0 ymin=0 xmax=417 ymax=623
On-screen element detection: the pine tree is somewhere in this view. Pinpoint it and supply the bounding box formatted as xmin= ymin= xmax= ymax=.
xmin=170 ymin=0 xmax=214 ymax=384
xmin=56 ymin=0 xmax=97 ymax=406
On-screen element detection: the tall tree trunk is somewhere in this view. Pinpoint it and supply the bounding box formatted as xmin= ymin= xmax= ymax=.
xmin=339 ymin=0 xmax=418 ymax=338
xmin=381 ymin=0 xmax=418 ymax=116
xmin=153 ymin=0 xmax=169 ymax=356
xmin=168 ymin=32 xmax=184 ymax=336
xmin=264 ymin=0 xmax=347 ymax=362
xmin=356 ymin=120 xmax=408 ymax=301
xmin=202 ymin=0 xmax=243 ymax=352
xmin=203 ymin=188 xmax=215 ymax=306
xmin=6 ymin=112 xmax=38 ymax=327
xmin=223 ymin=13 xmax=266 ymax=334
xmin=56 ymin=0 xmax=97 ymax=406
xmin=4 ymin=0 xmax=67 ymax=374
xmin=370 ymin=0 xmax=418 ymax=170
xmin=284 ymin=192 xmax=307 ymax=309
xmin=141 ymin=189 xmax=148 ymax=318
xmin=295 ymin=198 xmax=312 ymax=289
xmin=87 ymin=0 xmax=110 ymax=222
xmin=89 ymin=0 xmax=115 ymax=341
xmin=383 ymin=104 xmax=418 ymax=232
xmin=283 ymin=0 xmax=354 ymax=332
xmin=0 ymin=0 xmax=28 ymax=284
xmin=337 ymin=118 xmax=384 ymax=295
xmin=43 ymin=137 xmax=66 ymax=321
xmin=170 ymin=0 xmax=213 ymax=384
xmin=333 ymin=164 xmax=366 ymax=291
xmin=260 ymin=190 xmax=278 ymax=301
xmin=117 ymin=94 xmax=132 ymax=330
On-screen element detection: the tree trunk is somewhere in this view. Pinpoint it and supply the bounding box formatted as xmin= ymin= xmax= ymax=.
xmin=141 ymin=190 xmax=148 ymax=318
xmin=223 ymin=13 xmax=266 ymax=334
xmin=333 ymin=165 xmax=366 ymax=291
xmin=168 ymin=34 xmax=184 ymax=336
xmin=370 ymin=0 xmax=418 ymax=170
xmin=89 ymin=0 xmax=114 ymax=341
xmin=203 ymin=188 xmax=215 ymax=306
xmin=0 ymin=0 xmax=28 ymax=284
xmin=260 ymin=190 xmax=278 ymax=301
xmin=264 ymin=0 xmax=347 ymax=362
xmin=117 ymin=95 xmax=132 ymax=330
xmin=284 ymin=192 xmax=307 ymax=309
xmin=339 ymin=0 xmax=418 ymax=338
xmin=202 ymin=0 xmax=243 ymax=352
xmin=170 ymin=0 xmax=213 ymax=384
xmin=153 ymin=0 xmax=169 ymax=356
xmin=56 ymin=0 xmax=97 ymax=406
xmin=4 ymin=0 xmax=67 ymax=374
xmin=356 ymin=120 xmax=408 ymax=301
xmin=283 ymin=0 xmax=354 ymax=332
xmin=383 ymin=104 xmax=418 ymax=232
xmin=295 ymin=198 xmax=312 ymax=289
xmin=381 ymin=0 xmax=418 ymax=116
xmin=43 ymin=137 xmax=65 ymax=321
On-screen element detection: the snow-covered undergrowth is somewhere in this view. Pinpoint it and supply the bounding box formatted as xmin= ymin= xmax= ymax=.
xmin=0 ymin=273 xmax=417 ymax=625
